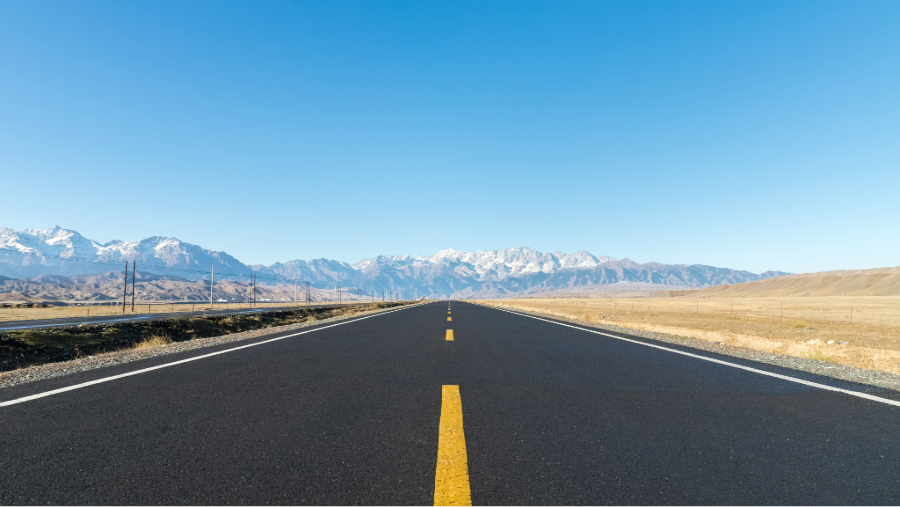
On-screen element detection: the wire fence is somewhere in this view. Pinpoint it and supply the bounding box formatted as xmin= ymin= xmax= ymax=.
xmin=505 ymin=297 xmax=900 ymax=327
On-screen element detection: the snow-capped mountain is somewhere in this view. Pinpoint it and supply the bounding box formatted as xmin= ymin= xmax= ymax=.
xmin=0 ymin=226 xmax=248 ymax=278
xmin=0 ymin=226 xmax=791 ymax=298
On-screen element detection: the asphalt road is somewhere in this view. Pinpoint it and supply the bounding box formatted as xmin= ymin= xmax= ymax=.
xmin=1 ymin=301 xmax=899 ymax=505
xmin=0 ymin=303 xmax=351 ymax=331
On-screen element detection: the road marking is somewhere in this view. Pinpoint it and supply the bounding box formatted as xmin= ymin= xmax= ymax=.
xmin=446 ymin=329 xmax=454 ymax=341
xmin=447 ymin=317 xmax=452 ymax=322
xmin=490 ymin=306 xmax=900 ymax=408
xmin=0 ymin=305 xmax=419 ymax=408
xmin=434 ymin=385 xmax=471 ymax=506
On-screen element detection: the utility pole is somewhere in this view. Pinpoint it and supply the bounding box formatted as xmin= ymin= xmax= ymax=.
xmin=131 ymin=261 xmax=136 ymax=312
xmin=122 ymin=261 xmax=128 ymax=315
xmin=210 ymin=265 xmax=214 ymax=309
xmin=294 ymin=279 xmax=298 ymax=306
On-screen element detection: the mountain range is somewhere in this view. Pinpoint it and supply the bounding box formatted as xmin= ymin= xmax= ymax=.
xmin=0 ymin=226 xmax=790 ymax=299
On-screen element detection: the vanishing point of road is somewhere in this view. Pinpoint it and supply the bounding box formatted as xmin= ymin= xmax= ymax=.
xmin=1 ymin=301 xmax=898 ymax=504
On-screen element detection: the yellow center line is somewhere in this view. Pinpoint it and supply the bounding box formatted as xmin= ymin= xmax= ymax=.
xmin=434 ymin=385 xmax=471 ymax=506
xmin=446 ymin=329 xmax=454 ymax=341
xmin=447 ymin=316 xmax=452 ymax=322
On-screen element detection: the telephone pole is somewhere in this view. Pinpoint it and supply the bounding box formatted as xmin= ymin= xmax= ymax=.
xmin=122 ymin=261 xmax=128 ymax=315
xmin=209 ymin=265 xmax=214 ymax=309
xmin=131 ymin=261 xmax=136 ymax=312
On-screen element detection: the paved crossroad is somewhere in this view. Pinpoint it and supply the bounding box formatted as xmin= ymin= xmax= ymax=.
xmin=1 ymin=301 xmax=899 ymax=504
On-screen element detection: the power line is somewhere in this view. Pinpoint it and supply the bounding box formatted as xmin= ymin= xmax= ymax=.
xmin=0 ymin=246 xmax=297 ymax=283
xmin=0 ymin=246 xmax=401 ymax=294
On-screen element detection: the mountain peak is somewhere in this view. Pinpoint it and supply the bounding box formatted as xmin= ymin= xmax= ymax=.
xmin=0 ymin=226 xmax=791 ymax=297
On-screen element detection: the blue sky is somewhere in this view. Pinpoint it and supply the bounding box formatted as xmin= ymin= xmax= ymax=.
xmin=1 ymin=0 xmax=898 ymax=274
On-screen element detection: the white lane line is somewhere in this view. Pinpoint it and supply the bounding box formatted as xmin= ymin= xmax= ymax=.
xmin=490 ymin=306 xmax=900 ymax=408
xmin=0 ymin=304 xmax=422 ymax=408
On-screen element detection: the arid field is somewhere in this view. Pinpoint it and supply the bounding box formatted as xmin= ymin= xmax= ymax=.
xmin=478 ymin=297 xmax=900 ymax=374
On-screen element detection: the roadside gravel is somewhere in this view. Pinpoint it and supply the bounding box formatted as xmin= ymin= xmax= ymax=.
xmin=484 ymin=304 xmax=900 ymax=392
xmin=0 ymin=306 xmax=397 ymax=389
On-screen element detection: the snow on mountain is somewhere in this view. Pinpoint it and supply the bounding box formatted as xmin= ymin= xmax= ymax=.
xmin=0 ymin=226 xmax=792 ymax=298
xmin=0 ymin=226 xmax=248 ymax=279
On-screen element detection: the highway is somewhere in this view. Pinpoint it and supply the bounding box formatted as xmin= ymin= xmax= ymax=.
xmin=0 ymin=303 xmax=353 ymax=331
xmin=1 ymin=301 xmax=899 ymax=504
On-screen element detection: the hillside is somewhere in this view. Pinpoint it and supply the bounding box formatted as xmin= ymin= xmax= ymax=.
xmin=688 ymin=267 xmax=900 ymax=298
xmin=1 ymin=226 xmax=791 ymax=298
xmin=0 ymin=272 xmax=332 ymax=303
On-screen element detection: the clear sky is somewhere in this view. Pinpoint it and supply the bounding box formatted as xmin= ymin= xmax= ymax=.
xmin=1 ymin=0 xmax=898 ymax=274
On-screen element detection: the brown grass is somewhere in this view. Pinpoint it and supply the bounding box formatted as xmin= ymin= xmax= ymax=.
xmin=133 ymin=333 xmax=173 ymax=350
xmin=477 ymin=297 xmax=900 ymax=374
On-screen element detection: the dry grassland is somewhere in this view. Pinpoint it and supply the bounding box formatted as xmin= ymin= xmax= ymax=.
xmin=479 ymin=297 xmax=900 ymax=374
xmin=0 ymin=300 xmax=368 ymax=323
xmin=692 ymin=266 xmax=900 ymax=297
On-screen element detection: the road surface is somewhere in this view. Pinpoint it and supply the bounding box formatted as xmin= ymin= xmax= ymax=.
xmin=0 ymin=303 xmax=353 ymax=331
xmin=1 ymin=301 xmax=898 ymax=504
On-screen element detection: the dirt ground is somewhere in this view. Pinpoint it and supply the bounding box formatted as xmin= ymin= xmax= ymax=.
xmin=478 ymin=297 xmax=900 ymax=375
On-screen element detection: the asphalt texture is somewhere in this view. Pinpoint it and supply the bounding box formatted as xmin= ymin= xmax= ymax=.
xmin=0 ymin=303 xmax=349 ymax=331
xmin=1 ymin=301 xmax=899 ymax=505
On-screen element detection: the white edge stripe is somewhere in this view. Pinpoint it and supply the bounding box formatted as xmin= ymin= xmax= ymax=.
xmin=490 ymin=305 xmax=900 ymax=408
xmin=0 ymin=304 xmax=422 ymax=407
